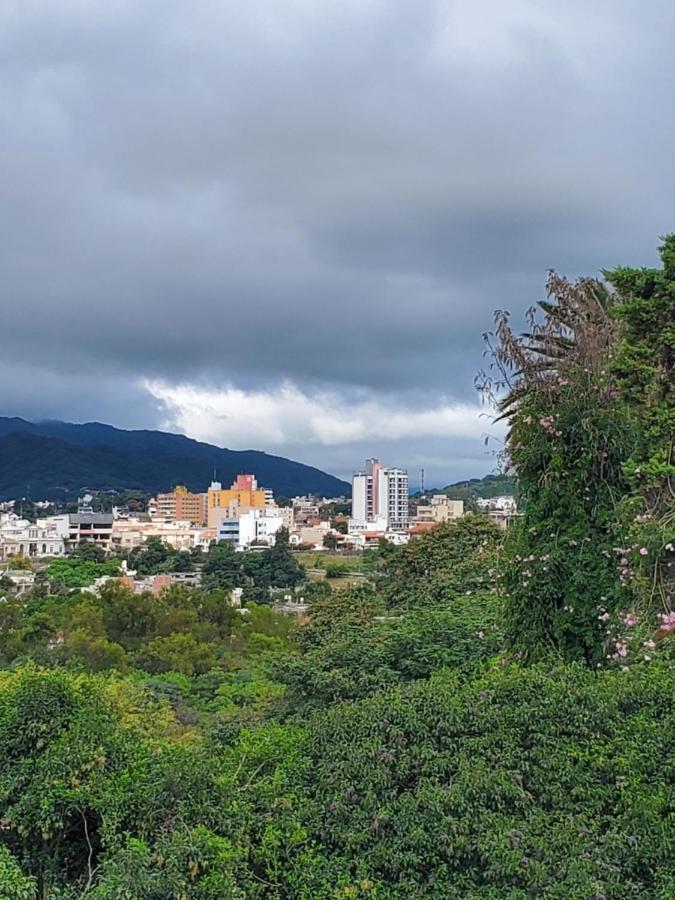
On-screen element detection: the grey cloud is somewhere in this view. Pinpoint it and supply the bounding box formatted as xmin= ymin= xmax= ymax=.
xmin=1 ymin=0 xmax=673 ymax=480
xmin=256 ymin=435 xmax=502 ymax=491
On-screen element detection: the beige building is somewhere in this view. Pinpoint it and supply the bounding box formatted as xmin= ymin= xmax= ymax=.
xmin=413 ymin=495 xmax=464 ymax=525
xmin=111 ymin=519 xmax=213 ymax=553
xmin=289 ymin=521 xmax=331 ymax=549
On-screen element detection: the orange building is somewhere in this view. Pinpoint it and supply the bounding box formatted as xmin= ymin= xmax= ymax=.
xmin=154 ymin=486 xmax=208 ymax=526
xmin=207 ymin=474 xmax=267 ymax=527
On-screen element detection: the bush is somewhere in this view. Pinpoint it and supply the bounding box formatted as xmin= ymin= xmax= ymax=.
xmin=276 ymin=661 xmax=675 ymax=898
xmin=276 ymin=592 xmax=502 ymax=714
xmin=44 ymin=556 xmax=121 ymax=589
xmin=380 ymin=517 xmax=503 ymax=610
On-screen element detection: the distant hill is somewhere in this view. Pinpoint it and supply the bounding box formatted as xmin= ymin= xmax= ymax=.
xmin=0 ymin=418 xmax=349 ymax=500
xmin=441 ymin=473 xmax=518 ymax=501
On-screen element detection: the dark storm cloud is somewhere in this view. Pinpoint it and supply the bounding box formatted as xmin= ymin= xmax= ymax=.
xmin=1 ymin=0 xmax=674 ymax=481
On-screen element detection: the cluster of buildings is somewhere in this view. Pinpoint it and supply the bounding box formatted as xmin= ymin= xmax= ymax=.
xmin=0 ymin=473 xmax=345 ymax=561
xmin=345 ymin=457 xmax=464 ymax=547
xmin=0 ymin=459 xmax=519 ymax=565
xmin=0 ymin=511 xmax=108 ymax=562
xmin=113 ymin=474 xmax=295 ymax=553
xmin=149 ymin=476 xmax=291 ymax=537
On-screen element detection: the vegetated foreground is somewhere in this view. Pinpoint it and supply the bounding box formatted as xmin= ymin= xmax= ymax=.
xmin=0 ymin=239 xmax=673 ymax=898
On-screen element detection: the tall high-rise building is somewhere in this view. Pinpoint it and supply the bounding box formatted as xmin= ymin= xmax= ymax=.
xmin=207 ymin=474 xmax=269 ymax=527
xmin=350 ymin=458 xmax=409 ymax=531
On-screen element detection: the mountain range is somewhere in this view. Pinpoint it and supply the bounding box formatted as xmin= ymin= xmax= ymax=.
xmin=0 ymin=418 xmax=349 ymax=500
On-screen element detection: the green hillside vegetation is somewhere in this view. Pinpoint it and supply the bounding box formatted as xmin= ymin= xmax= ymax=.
xmin=441 ymin=471 xmax=518 ymax=500
xmin=0 ymin=237 xmax=672 ymax=897
xmin=0 ymin=420 xmax=349 ymax=500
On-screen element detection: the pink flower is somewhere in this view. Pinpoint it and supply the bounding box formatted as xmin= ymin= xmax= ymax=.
xmin=623 ymin=614 xmax=638 ymax=627
xmin=639 ymin=547 xmax=649 ymax=556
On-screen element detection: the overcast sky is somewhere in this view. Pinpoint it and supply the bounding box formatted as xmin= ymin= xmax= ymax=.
xmin=1 ymin=1 xmax=673 ymax=486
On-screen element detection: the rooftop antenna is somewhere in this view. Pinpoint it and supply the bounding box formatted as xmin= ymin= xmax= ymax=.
xmin=420 ymin=468 xmax=425 ymax=498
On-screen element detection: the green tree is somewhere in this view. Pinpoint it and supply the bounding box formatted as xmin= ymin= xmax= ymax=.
xmin=44 ymin=557 xmax=121 ymax=589
xmin=274 ymin=662 xmax=675 ymax=898
xmin=482 ymin=271 xmax=637 ymax=663
xmin=606 ymin=236 xmax=675 ymax=614
xmin=381 ymin=516 xmax=503 ymax=610
xmin=0 ymin=668 xmax=150 ymax=896
xmin=70 ymin=541 xmax=107 ymax=563
xmin=0 ymin=846 xmax=37 ymax=900
xmin=65 ymin=629 xmax=128 ymax=672
xmin=276 ymin=592 xmax=502 ymax=714
xmin=98 ymin=583 xmax=162 ymax=649
xmin=265 ymin=527 xmax=304 ymax=589
xmin=129 ymin=536 xmax=173 ymax=576
xmin=137 ymin=633 xmax=218 ymax=675
xmin=201 ymin=541 xmax=242 ymax=592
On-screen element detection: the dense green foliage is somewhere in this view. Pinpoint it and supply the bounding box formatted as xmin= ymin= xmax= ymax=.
xmin=201 ymin=530 xmax=304 ymax=600
xmin=503 ymin=370 xmax=635 ymax=664
xmin=605 ymin=238 xmax=675 ymax=615
xmin=483 ymin=246 xmax=674 ymax=664
xmin=0 ymin=582 xmax=294 ymax=683
xmin=43 ymin=556 xmax=122 ymax=589
xmin=275 ymin=588 xmax=502 ymax=714
xmin=379 ymin=516 xmax=503 ymax=609
xmin=0 ymin=658 xmax=672 ymax=898
xmin=278 ymin=662 xmax=674 ymax=898
xmin=127 ymin=536 xmax=197 ymax=576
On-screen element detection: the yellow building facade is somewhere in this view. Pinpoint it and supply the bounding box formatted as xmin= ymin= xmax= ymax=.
xmin=207 ymin=475 xmax=267 ymax=527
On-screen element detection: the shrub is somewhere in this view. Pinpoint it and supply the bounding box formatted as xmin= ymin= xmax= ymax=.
xmin=277 ymin=662 xmax=675 ymax=898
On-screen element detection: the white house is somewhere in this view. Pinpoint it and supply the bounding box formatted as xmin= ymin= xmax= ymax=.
xmin=217 ymin=508 xmax=285 ymax=549
xmin=0 ymin=515 xmax=67 ymax=561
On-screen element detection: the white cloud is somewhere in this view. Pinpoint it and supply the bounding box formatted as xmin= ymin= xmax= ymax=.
xmin=143 ymin=378 xmax=491 ymax=449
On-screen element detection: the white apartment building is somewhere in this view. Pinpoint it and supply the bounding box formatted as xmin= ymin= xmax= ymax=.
xmin=217 ymin=508 xmax=285 ymax=549
xmin=350 ymin=458 xmax=409 ymax=532
xmin=476 ymin=495 xmax=518 ymax=514
xmin=476 ymin=495 xmax=520 ymax=529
